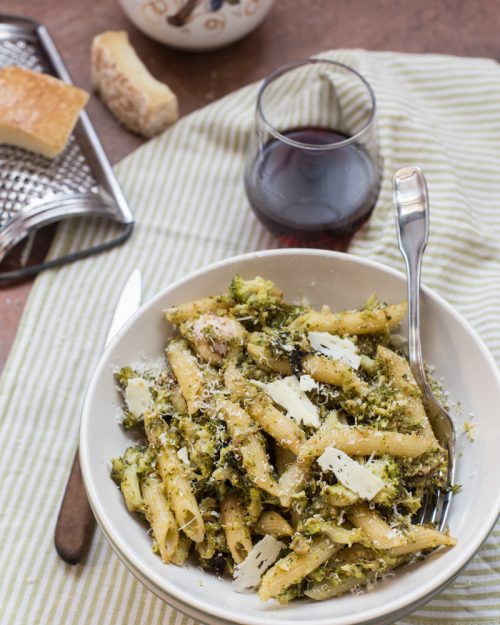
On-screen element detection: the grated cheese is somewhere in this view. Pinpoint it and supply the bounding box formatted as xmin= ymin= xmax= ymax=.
xmin=317 ymin=446 xmax=386 ymax=500
xmin=253 ymin=376 xmax=320 ymax=428
xmin=177 ymin=447 xmax=190 ymax=465
xmin=233 ymin=535 xmax=285 ymax=591
xmin=308 ymin=332 xmax=361 ymax=369
xmin=125 ymin=377 xmax=152 ymax=418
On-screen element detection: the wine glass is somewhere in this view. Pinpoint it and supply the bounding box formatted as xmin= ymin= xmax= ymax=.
xmin=244 ymin=58 xmax=380 ymax=249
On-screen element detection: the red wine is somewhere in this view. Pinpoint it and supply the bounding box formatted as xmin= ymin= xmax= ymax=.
xmin=245 ymin=127 xmax=379 ymax=248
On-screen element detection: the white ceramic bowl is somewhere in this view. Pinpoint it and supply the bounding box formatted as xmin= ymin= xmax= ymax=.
xmin=119 ymin=0 xmax=275 ymax=51
xmin=80 ymin=249 xmax=500 ymax=625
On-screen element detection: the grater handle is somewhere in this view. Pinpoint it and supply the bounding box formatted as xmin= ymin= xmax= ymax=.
xmin=54 ymin=449 xmax=95 ymax=564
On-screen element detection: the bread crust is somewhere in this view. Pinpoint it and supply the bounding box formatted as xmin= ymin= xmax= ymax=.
xmin=91 ymin=31 xmax=178 ymax=138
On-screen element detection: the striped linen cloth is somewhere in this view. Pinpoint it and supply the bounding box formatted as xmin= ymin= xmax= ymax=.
xmin=1 ymin=49 xmax=500 ymax=625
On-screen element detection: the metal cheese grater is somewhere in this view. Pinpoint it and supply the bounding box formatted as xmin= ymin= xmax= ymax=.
xmin=0 ymin=14 xmax=134 ymax=282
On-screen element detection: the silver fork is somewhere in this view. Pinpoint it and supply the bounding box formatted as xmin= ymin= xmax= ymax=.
xmin=393 ymin=166 xmax=456 ymax=530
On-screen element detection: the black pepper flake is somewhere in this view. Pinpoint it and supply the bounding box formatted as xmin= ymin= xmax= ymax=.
xmin=208 ymin=553 xmax=227 ymax=577
xmin=225 ymin=450 xmax=241 ymax=471
xmin=289 ymin=348 xmax=307 ymax=378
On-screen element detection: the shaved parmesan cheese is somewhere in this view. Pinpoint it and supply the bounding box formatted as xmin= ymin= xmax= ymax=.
xmin=299 ymin=374 xmax=317 ymax=392
xmin=177 ymin=447 xmax=190 ymax=465
xmin=253 ymin=376 xmax=320 ymax=428
xmin=233 ymin=535 xmax=285 ymax=591
xmin=125 ymin=377 xmax=152 ymax=418
xmin=317 ymin=446 xmax=385 ymax=500
xmin=308 ymin=332 xmax=361 ymax=369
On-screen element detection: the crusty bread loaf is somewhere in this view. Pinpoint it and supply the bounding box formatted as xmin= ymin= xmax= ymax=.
xmin=0 ymin=66 xmax=89 ymax=158
xmin=91 ymin=31 xmax=178 ymax=138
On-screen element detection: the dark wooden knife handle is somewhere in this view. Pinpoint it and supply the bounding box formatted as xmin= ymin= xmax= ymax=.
xmin=54 ymin=449 xmax=95 ymax=564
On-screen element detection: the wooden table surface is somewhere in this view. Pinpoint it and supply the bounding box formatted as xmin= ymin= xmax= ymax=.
xmin=1 ymin=0 xmax=500 ymax=375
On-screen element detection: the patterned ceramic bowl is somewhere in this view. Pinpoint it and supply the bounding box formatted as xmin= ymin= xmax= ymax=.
xmin=118 ymin=0 xmax=276 ymax=50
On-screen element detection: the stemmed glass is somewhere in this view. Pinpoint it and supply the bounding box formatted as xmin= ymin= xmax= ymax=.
xmin=244 ymin=58 xmax=380 ymax=248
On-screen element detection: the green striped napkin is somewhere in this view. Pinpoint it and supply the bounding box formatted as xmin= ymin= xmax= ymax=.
xmin=1 ymin=49 xmax=500 ymax=625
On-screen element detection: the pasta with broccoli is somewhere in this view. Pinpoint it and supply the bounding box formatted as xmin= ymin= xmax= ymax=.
xmin=110 ymin=275 xmax=456 ymax=603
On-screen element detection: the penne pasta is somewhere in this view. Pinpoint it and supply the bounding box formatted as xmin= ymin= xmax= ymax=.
xmin=142 ymin=475 xmax=179 ymax=563
xmin=299 ymin=427 xmax=436 ymax=462
xmin=278 ymin=461 xmax=309 ymax=508
xmin=166 ymin=338 xmax=205 ymax=415
xmin=120 ymin=462 xmax=143 ymax=513
xmin=259 ymin=536 xmax=341 ymax=601
xmin=377 ymin=345 xmax=436 ymax=440
xmin=279 ymin=412 xmax=343 ymax=507
xmin=224 ymin=362 xmax=304 ymax=454
xmin=171 ymin=383 xmax=188 ymax=415
xmin=386 ymin=525 xmax=457 ymax=556
xmin=348 ymin=504 xmax=407 ymax=549
xmin=304 ymin=546 xmax=406 ymax=600
xmin=291 ymin=302 xmax=408 ymax=335
xmin=255 ymin=511 xmax=294 ymax=538
xmin=170 ymin=533 xmax=192 ymax=566
xmin=247 ymin=337 xmax=293 ymax=374
xmin=156 ymin=447 xmax=205 ymax=543
xmin=306 ymin=572 xmax=369 ymax=600
xmin=165 ymin=296 xmax=230 ymax=325
xmin=220 ymin=491 xmax=253 ymax=564
xmin=217 ymin=398 xmax=281 ymax=498
xmin=302 ymin=354 xmax=369 ymax=396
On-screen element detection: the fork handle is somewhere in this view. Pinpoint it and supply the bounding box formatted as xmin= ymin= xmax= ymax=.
xmin=393 ymin=166 xmax=429 ymax=387
xmin=54 ymin=449 xmax=95 ymax=564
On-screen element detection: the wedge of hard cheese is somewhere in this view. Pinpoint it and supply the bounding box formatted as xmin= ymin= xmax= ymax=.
xmin=0 ymin=66 xmax=89 ymax=159
xmin=91 ymin=31 xmax=178 ymax=138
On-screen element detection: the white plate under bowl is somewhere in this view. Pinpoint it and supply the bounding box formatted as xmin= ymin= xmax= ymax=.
xmin=80 ymin=249 xmax=500 ymax=625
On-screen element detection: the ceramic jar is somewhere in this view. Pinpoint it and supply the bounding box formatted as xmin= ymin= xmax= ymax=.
xmin=119 ymin=0 xmax=276 ymax=50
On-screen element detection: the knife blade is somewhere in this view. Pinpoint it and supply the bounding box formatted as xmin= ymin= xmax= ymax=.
xmin=105 ymin=269 xmax=142 ymax=347
xmin=54 ymin=269 xmax=143 ymax=565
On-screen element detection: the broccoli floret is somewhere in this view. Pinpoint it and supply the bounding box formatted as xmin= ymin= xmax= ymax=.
xmin=277 ymin=582 xmax=303 ymax=604
xmin=121 ymin=411 xmax=142 ymax=430
xmin=110 ymin=445 xmax=155 ymax=513
xmin=110 ymin=456 xmax=126 ymax=486
xmin=398 ymin=449 xmax=447 ymax=491
xmin=111 ymin=445 xmax=154 ymax=484
xmin=369 ymin=456 xmax=402 ymax=506
xmin=114 ymin=366 xmax=138 ymax=389
xmin=244 ymin=487 xmax=263 ymax=525
xmin=318 ymin=456 xmax=403 ymax=508
xmin=301 ymin=518 xmax=367 ymax=548
xmin=228 ymin=276 xmax=304 ymax=329
xmin=229 ymin=275 xmax=282 ymax=306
